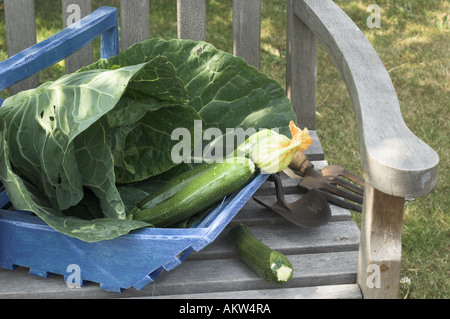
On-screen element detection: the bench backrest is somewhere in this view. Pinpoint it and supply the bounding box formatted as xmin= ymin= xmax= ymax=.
xmin=2 ymin=0 xmax=317 ymax=129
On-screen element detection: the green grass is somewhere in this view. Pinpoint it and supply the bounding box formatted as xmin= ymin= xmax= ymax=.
xmin=0 ymin=0 xmax=448 ymax=298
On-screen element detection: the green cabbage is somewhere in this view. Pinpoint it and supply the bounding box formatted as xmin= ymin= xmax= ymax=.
xmin=0 ymin=38 xmax=296 ymax=242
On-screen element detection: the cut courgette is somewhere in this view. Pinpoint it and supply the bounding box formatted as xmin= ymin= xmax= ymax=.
xmin=229 ymin=223 xmax=293 ymax=284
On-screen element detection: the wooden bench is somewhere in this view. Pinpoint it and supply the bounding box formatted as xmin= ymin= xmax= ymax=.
xmin=0 ymin=0 xmax=439 ymax=299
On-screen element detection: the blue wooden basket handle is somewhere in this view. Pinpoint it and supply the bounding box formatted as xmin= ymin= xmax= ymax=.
xmin=0 ymin=6 xmax=120 ymax=105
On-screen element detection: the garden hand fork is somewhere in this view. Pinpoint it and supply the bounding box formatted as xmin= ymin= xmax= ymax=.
xmin=288 ymin=151 xmax=365 ymax=212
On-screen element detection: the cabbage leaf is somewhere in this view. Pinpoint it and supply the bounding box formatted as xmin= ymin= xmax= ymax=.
xmin=0 ymin=38 xmax=296 ymax=242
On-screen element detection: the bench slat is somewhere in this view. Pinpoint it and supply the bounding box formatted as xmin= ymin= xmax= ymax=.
xmin=147 ymin=284 xmax=362 ymax=299
xmin=120 ymin=0 xmax=150 ymax=50
xmin=148 ymin=251 xmax=358 ymax=297
xmin=191 ymin=220 xmax=360 ymax=260
xmin=62 ymin=0 xmax=93 ymax=74
xmin=0 ymin=254 xmax=360 ymax=299
xmin=4 ymin=0 xmax=39 ymax=94
xmin=287 ymin=0 xmax=318 ymax=130
xmin=232 ymin=0 xmax=261 ymax=69
xmin=177 ymin=0 xmax=206 ymax=41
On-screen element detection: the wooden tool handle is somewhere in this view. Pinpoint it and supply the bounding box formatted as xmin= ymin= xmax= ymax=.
xmin=289 ymin=151 xmax=314 ymax=175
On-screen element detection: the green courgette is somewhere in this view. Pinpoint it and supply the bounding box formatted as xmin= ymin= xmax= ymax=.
xmin=137 ymin=162 xmax=216 ymax=210
xmin=131 ymin=157 xmax=255 ymax=227
xmin=228 ymin=223 xmax=293 ymax=284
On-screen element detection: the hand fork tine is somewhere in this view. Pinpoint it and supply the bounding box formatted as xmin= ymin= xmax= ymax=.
xmin=314 ymin=188 xmax=363 ymax=213
xmin=319 ymin=164 xmax=365 ymax=187
xmin=296 ymin=175 xmax=363 ymax=202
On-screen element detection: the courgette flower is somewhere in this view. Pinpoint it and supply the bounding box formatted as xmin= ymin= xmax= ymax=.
xmin=249 ymin=121 xmax=312 ymax=174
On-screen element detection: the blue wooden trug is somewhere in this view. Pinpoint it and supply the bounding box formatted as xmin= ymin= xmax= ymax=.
xmin=0 ymin=7 xmax=269 ymax=292
xmin=0 ymin=174 xmax=268 ymax=292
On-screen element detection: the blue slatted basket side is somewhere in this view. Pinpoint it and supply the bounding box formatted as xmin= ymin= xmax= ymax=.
xmin=0 ymin=173 xmax=268 ymax=292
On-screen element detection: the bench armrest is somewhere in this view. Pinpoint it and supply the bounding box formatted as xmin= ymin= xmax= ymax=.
xmin=0 ymin=6 xmax=119 ymax=97
xmin=294 ymin=0 xmax=439 ymax=198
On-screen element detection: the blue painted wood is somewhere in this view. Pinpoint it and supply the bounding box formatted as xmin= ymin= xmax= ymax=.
xmin=0 ymin=174 xmax=268 ymax=292
xmin=0 ymin=6 xmax=119 ymax=92
xmin=0 ymin=189 xmax=12 ymax=210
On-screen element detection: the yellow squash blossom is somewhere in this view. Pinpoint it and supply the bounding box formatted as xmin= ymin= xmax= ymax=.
xmin=249 ymin=121 xmax=312 ymax=174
